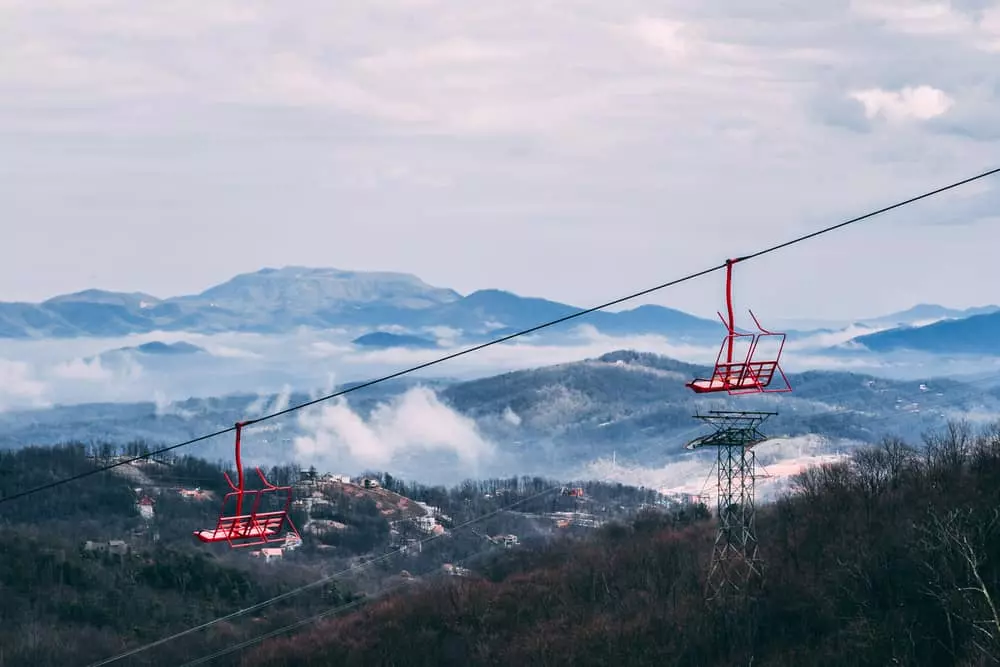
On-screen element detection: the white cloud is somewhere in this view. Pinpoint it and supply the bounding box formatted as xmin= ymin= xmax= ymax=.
xmin=628 ymin=17 xmax=690 ymax=59
xmin=153 ymin=390 xmax=195 ymax=419
xmin=502 ymin=406 xmax=522 ymax=426
xmin=850 ymin=0 xmax=977 ymax=36
xmin=245 ymin=385 xmax=292 ymax=419
xmin=205 ymin=344 xmax=261 ymax=359
xmin=2 ymin=0 xmax=1000 ymax=320
xmin=850 ymin=84 xmax=955 ymax=121
xmin=0 ymin=359 xmax=48 ymax=411
xmin=356 ymin=37 xmax=525 ymax=72
xmin=343 ymin=325 xmax=722 ymax=378
xmin=270 ymin=384 xmax=292 ymax=414
xmin=293 ymin=386 xmax=494 ymax=473
xmin=787 ymin=324 xmax=894 ymax=350
xmin=579 ymin=434 xmax=854 ymax=503
xmin=51 ymin=357 xmax=114 ymax=381
xmin=850 ymin=0 xmax=1000 ymax=50
xmin=306 ymin=341 xmax=352 ymax=358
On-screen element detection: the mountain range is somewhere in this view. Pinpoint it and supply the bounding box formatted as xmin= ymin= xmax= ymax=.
xmin=0 ymin=267 xmax=720 ymax=342
xmin=850 ymin=310 xmax=1000 ymax=354
xmin=2 ymin=266 xmax=998 ymax=356
xmin=3 ymin=350 xmax=997 ymax=484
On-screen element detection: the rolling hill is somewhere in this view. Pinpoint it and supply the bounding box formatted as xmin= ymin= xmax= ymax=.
xmin=2 ymin=351 xmax=996 ymax=481
xmin=352 ymin=332 xmax=440 ymax=349
xmin=851 ymin=310 xmax=1000 ymax=355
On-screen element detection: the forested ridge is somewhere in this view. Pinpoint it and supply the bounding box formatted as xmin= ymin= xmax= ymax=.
xmin=245 ymin=422 xmax=1000 ymax=667
xmin=1 ymin=422 xmax=999 ymax=665
xmin=0 ymin=441 xmax=669 ymax=666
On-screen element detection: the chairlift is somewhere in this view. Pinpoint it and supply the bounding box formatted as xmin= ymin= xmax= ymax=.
xmin=685 ymin=259 xmax=791 ymax=395
xmin=194 ymin=421 xmax=301 ymax=548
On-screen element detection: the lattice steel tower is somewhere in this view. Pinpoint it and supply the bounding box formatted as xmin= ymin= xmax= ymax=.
xmin=686 ymin=410 xmax=775 ymax=602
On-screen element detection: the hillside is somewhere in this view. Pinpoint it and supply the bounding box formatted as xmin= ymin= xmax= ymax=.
xmin=860 ymin=303 xmax=1000 ymax=328
xmin=0 ymin=442 xmax=674 ymax=666
xmin=852 ymin=310 xmax=1000 ymax=355
xmin=2 ymin=351 xmax=997 ymax=481
xmin=0 ymin=445 xmax=356 ymax=666
xmin=244 ymin=421 xmax=1000 ymax=666
xmin=438 ymin=350 xmax=997 ymax=459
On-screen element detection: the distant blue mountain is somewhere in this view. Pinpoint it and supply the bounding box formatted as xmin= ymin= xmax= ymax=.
xmin=852 ymin=311 xmax=1000 ymax=355
xmin=0 ymin=267 xmax=724 ymax=341
xmin=352 ymin=332 xmax=439 ymax=350
xmin=3 ymin=267 xmax=989 ymax=348
xmin=95 ymin=341 xmax=206 ymax=360
xmin=130 ymin=341 xmax=205 ymax=355
xmin=861 ymin=303 xmax=1000 ymax=328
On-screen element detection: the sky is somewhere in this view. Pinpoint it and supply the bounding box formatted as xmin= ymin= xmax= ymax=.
xmin=3 ymin=0 xmax=1000 ymax=320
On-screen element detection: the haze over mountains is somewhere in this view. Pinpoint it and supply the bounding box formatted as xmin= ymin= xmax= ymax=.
xmin=0 ymin=267 xmax=719 ymax=342
xmin=2 ymin=265 xmax=999 ymax=490
xmin=2 ymin=266 xmax=998 ymax=357
xmin=3 ymin=351 xmax=997 ymax=488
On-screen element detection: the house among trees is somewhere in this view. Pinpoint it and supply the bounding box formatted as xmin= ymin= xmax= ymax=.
xmin=177 ymin=487 xmax=212 ymax=501
xmin=135 ymin=495 xmax=155 ymax=520
xmin=252 ymin=548 xmax=284 ymax=564
xmin=498 ymin=534 xmax=518 ymax=548
xmin=82 ymin=540 xmax=130 ymax=556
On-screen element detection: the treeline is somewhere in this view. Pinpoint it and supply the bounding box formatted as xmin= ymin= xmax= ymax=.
xmin=244 ymin=421 xmax=1000 ymax=666
xmin=0 ymin=443 xmax=354 ymax=667
xmin=362 ymin=470 xmax=672 ymax=518
xmin=0 ymin=441 xmax=676 ymax=666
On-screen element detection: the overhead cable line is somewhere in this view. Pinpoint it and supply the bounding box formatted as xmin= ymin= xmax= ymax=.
xmin=111 ymin=422 xmax=711 ymax=667
xmin=84 ymin=482 xmax=574 ymax=666
xmin=177 ymin=537 xmax=505 ymax=667
xmin=177 ymin=532 xmax=514 ymax=667
xmin=93 ymin=375 xmax=919 ymax=664
xmin=2 ymin=164 xmax=997 ymax=508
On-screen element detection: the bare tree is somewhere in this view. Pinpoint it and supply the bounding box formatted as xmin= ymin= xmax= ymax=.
xmin=918 ymin=506 xmax=1000 ymax=663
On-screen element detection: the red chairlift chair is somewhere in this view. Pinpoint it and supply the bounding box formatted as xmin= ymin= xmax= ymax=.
xmin=685 ymin=258 xmax=792 ymax=395
xmin=194 ymin=421 xmax=301 ymax=548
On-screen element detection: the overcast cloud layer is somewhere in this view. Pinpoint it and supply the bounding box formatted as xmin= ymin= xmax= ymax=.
xmin=3 ymin=0 xmax=999 ymax=320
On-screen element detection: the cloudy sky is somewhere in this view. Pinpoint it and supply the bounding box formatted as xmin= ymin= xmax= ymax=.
xmin=4 ymin=0 xmax=1000 ymax=320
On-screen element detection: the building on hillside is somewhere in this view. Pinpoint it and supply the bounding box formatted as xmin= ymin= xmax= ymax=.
xmin=324 ymin=473 xmax=351 ymax=484
xmin=499 ymin=534 xmax=518 ymax=548
xmin=414 ymin=515 xmax=437 ymax=533
xmin=305 ymin=519 xmax=348 ymax=535
xmin=362 ymin=478 xmax=380 ymax=489
xmin=84 ymin=540 xmax=130 ymax=556
xmin=178 ymin=488 xmax=211 ymax=501
xmin=136 ymin=495 xmax=155 ymax=520
xmin=108 ymin=540 xmax=129 ymax=555
xmin=253 ymin=548 xmax=284 ymax=564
